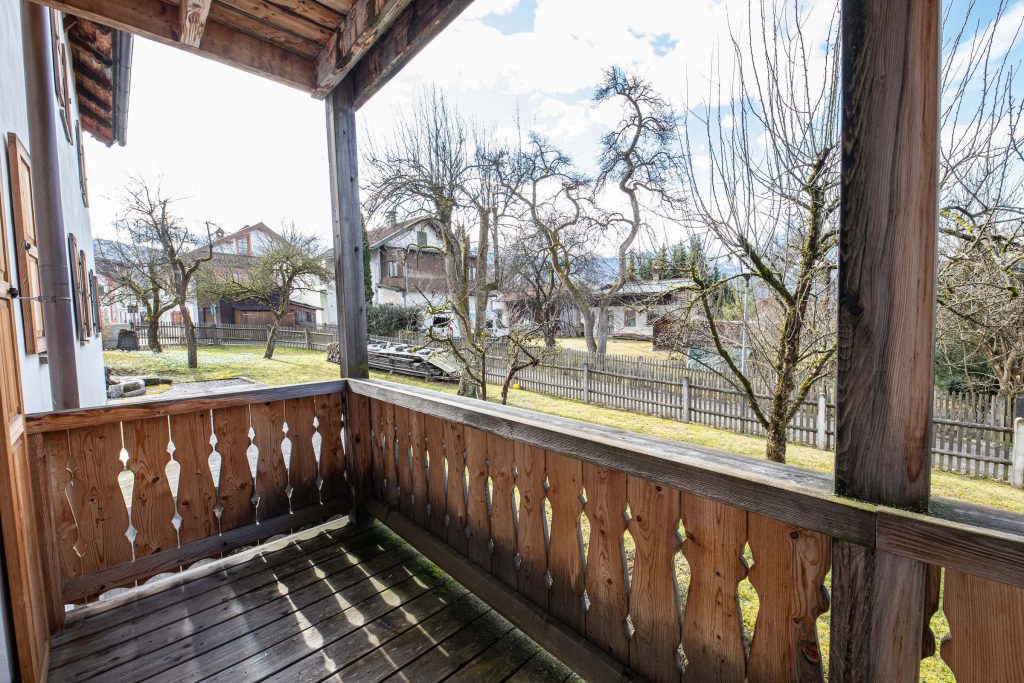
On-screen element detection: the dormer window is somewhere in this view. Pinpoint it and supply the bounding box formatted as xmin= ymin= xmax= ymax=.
xmin=237 ymin=235 xmax=250 ymax=255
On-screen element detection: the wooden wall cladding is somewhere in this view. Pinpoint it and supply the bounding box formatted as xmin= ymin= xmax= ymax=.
xmin=360 ymin=395 xmax=1024 ymax=683
xmin=31 ymin=388 xmax=349 ymax=603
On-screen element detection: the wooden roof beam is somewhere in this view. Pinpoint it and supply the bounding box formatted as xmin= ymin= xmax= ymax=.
xmin=314 ymin=0 xmax=415 ymax=97
xmin=180 ymin=0 xmax=213 ymax=47
xmin=348 ymin=0 xmax=475 ymax=107
xmin=28 ymin=0 xmax=316 ymax=93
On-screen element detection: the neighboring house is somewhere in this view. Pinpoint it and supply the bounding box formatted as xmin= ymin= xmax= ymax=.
xmin=98 ymin=223 xmax=323 ymax=328
xmin=498 ymin=286 xmax=582 ymax=335
xmin=196 ymin=222 xmax=323 ymax=325
xmin=321 ymin=215 xmax=500 ymax=325
xmin=1 ymin=5 xmax=131 ymax=415
xmin=593 ymin=277 xmax=696 ymax=340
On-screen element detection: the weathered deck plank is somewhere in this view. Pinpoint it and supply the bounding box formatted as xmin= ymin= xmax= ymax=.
xmin=48 ymin=519 xmax=572 ymax=682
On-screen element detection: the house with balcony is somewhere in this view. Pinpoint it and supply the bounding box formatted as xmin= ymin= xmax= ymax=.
xmin=321 ymin=214 xmax=500 ymax=326
xmin=0 ymin=2 xmax=1021 ymax=683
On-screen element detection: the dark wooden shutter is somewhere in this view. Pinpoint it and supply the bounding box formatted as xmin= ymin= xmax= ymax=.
xmin=78 ymin=248 xmax=91 ymax=336
xmin=6 ymin=134 xmax=46 ymax=354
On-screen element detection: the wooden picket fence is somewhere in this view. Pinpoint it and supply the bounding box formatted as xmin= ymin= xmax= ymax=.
xmin=121 ymin=326 xmax=1021 ymax=483
xmin=371 ymin=334 xmax=1021 ymax=484
xmin=128 ymin=323 xmax=338 ymax=351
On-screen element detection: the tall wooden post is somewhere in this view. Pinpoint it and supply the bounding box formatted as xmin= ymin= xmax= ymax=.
xmin=832 ymin=1 xmax=939 ymax=680
xmin=326 ymin=77 xmax=368 ymax=380
xmin=327 ymin=76 xmax=369 ymax=524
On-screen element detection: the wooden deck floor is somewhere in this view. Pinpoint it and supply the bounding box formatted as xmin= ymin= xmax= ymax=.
xmin=48 ymin=520 xmax=576 ymax=682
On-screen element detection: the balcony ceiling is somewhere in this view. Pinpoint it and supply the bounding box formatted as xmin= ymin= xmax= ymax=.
xmin=29 ymin=0 xmax=475 ymax=103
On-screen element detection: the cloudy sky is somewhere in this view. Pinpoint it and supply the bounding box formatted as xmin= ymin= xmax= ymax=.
xmin=84 ymin=0 xmax=1020 ymax=246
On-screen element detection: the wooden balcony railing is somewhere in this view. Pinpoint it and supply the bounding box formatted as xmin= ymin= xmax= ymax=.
xmin=347 ymin=378 xmax=1024 ymax=683
xmin=24 ymin=381 xmax=350 ymax=625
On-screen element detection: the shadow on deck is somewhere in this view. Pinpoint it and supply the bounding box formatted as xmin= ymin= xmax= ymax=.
xmin=48 ymin=519 xmax=576 ymax=682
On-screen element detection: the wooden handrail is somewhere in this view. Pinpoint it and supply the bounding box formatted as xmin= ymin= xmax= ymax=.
xmin=348 ymin=378 xmax=1024 ymax=588
xmin=26 ymin=379 xmax=346 ymax=433
xmin=351 ymin=379 xmax=1024 ymax=681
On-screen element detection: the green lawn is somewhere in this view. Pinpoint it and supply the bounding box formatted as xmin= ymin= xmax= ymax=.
xmin=105 ymin=344 xmax=1014 ymax=682
xmin=556 ymin=337 xmax=673 ymax=358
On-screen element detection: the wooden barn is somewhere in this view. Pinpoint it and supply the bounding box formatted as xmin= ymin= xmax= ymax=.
xmin=0 ymin=2 xmax=1021 ymax=683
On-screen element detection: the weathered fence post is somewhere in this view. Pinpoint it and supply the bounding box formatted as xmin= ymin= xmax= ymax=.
xmin=682 ymin=377 xmax=691 ymax=423
xmin=816 ymin=393 xmax=827 ymax=450
xmin=1012 ymin=417 xmax=1024 ymax=489
xmin=582 ymin=363 xmax=590 ymax=404
xmin=304 ymin=328 xmax=311 ymax=350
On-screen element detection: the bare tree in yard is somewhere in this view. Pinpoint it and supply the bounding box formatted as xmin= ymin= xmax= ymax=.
xmin=502 ymin=226 xmax=571 ymax=348
xmin=591 ymin=66 xmax=682 ymax=354
xmin=363 ymin=88 xmax=505 ymax=398
xmin=205 ymin=227 xmax=332 ymax=359
xmin=96 ymin=240 xmax=175 ymax=352
xmin=116 ymin=178 xmax=214 ymax=369
xmin=678 ymin=1 xmax=841 ymax=463
xmin=492 ymin=132 xmax=599 ymax=349
xmin=935 ymin=1 xmax=1024 ymax=398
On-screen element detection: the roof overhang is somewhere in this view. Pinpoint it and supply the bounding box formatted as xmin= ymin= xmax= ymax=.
xmin=64 ymin=15 xmax=133 ymax=146
xmin=31 ymin=0 xmax=476 ymax=105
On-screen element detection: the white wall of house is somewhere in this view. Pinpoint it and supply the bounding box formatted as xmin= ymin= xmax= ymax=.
xmin=0 ymin=2 xmax=107 ymax=416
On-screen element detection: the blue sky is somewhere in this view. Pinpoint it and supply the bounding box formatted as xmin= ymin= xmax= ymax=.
xmin=84 ymin=0 xmax=1023 ymax=250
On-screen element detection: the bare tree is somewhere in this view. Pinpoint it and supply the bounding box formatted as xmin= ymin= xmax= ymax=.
xmin=96 ymin=239 xmax=175 ymax=352
xmin=936 ymin=0 xmax=1024 ymax=398
xmin=501 ymin=226 xmax=575 ymax=347
xmin=204 ymin=226 xmax=332 ymax=359
xmin=363 ymin=87 xmax=505 ymax=398
xmin=591 ymin=66 xmax=683 ymax=354
xmin=116 ymin=178 xmax=214 ymax=368
xmin=492 ymin=132 xmax=599 ymax=349
xmin=678 ymin=1 xmax=841 ymax=463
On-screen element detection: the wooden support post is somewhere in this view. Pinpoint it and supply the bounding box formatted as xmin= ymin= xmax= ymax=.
xmin=816 ymin=393 xmax=827 ymax=450
xmin=327 ymin=76 xmax=369 ymax=524
xmin=832 ymin=1 xmax=940 ymax=680
xmin=326 ymin=76 xmax=368 ymax=380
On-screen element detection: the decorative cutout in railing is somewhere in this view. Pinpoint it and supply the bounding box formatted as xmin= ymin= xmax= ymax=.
xmin=27 ymin=383 xmax=349 ymax=604
xmin=351 ymin=389 xmax=1024 ymax=683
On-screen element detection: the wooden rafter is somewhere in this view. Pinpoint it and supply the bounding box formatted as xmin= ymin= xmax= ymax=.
xmin=349 ymin=0 xmax=475 ymax=107
xmin=315 ymin=0 xmax=415 ymax=97
xmin=28 ymin=0 xmax=316 ymax=92
xmin=180 ymin=0 xmax=213 ymax=47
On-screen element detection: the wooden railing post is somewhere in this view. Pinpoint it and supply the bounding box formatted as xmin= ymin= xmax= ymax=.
xmin=832 ymin=1 xmax=940 ymax=680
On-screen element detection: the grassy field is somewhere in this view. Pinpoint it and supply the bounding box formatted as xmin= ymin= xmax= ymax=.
xmin=105 ymin=345 xmax=1010 ymax=681
xmin=555 ymin=337 xmax=674 ymax=358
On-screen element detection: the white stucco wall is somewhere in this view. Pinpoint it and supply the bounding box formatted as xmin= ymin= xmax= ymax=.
xmin=1 ymin=5 xmax=106 ymax=413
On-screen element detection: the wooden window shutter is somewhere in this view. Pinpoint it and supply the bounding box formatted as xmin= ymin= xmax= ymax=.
xmin=78 ymin=248 xmax=91 ymax=337
xmin=6 ymin=134 xmax=46 ymax=354
xmin=89 ymin=270 xmax=101 ymax=335
xmin=67 ymin=235 xmax=86 ymax=340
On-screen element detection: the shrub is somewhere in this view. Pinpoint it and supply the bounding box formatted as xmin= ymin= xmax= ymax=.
xmin=366 ymin=303 xmax=421 ymax=336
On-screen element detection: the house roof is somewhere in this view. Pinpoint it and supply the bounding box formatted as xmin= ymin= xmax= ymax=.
xmin=602 ymin=278 xmax=693 ymax=295
xmin=65 ymin=15 xmax=132 ymax=146
xmin=211 ymin=222 xmax=282 ymax=248
xmin=367 ymin=216 xmax=437 ymax=249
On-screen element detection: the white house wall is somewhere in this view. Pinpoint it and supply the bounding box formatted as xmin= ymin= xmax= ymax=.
xmin=1 ymin=5 xmax=106 ymax=416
